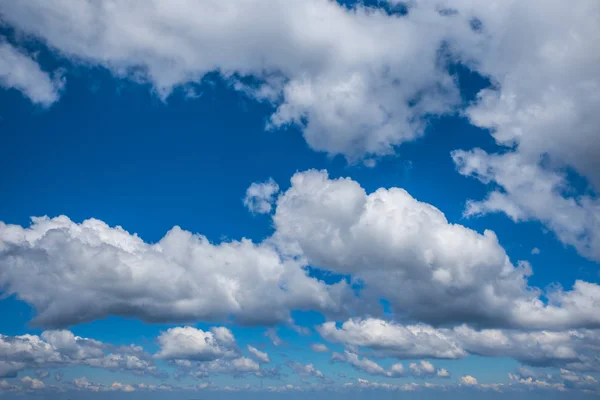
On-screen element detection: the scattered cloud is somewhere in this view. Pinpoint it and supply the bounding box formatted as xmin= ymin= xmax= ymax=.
xmin=244 ymin=178 xmax=280 ymax=214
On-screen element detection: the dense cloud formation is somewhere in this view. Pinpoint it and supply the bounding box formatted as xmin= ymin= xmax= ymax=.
xmin=319 ymin=318 xmax=600 ymax=372
xmin=1 ymin=171 xmax=600 ymax=333
xmin=0 ymin=0 xmax=480 ymax=161
xmin=0 ymin=330 xmax=162 ymax=378
xmin=0 ymin=216 xmax=348 ymax=328
xmin=274 ymin=170 xmax=600 ymax=330
xmin=0 ymin=0 xmax=599 ymax=394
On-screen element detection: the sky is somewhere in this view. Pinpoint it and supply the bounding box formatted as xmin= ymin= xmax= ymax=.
xmin=0 ymin=0 xmax=599 ymax=398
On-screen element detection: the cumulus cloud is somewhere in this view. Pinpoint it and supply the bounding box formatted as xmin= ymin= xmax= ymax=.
xmin=156 ymin=327 xmax=278 ymax=379
xmin=0 ymin=0 xmax=483 ymax=161
xmin=460 ymin=375 xmax=478 ymax=386
xmin=0 ymin=41 xmax=64 ymax=106
xmin=247 ymin=346 xmax=270 ymax=364
xmin=319 ymin=318 xmax=464 ymax=359
xmin=155 ymin=326 xmax=237 ymax=361
xmin=319 ymin=318 xmax=600 ymax=372
xmin=0 ymin=330 xmax=163 ymax=378
xmin=244 ymin=179 xmax=280 ymax=214
xmin=274 ymin=170 xmax=600 ymax=330
xmin=2 ymin=170 xmax=600 ymax=334
xmin=0 ymin=216 xmax=348 ymax=328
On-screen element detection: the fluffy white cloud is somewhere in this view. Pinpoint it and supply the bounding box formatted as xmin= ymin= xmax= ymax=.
xmin=155 ymin=326 xmax=237 ymax=361
xmin=319 ymin=319 xmax=464 ymax=359
xmin=460 ymin=375 xmax=478 ymax=386
xmin=0 ymin=41 xmax=63 ymax=106
xmin=0 ymin=0 xmax=482 ymax=161
xmin=0 ymin=330 xmax=162 ymax=378
xmin=156 ymin=327 xmax=279 ymax=379
xmin=452 ymin=0 xmax=600 ymax=191
xmin=319 ymin=318 xmax=600 ymax=372
xmin=0 ymin=216 xmax=348 ymax=328
xmin=244 ymin=179 xmax=280 ymax=214
xmin=453 ymin=149 xmax=600 ymax=262
xmin=274 ymin=170 xmax=600 ymax=330
xmin=247 ymin=346 xmax=270 ymax=364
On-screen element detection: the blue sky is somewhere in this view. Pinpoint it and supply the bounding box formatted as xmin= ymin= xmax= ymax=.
xmin=0 ymin=0 xmax=599 ymax=398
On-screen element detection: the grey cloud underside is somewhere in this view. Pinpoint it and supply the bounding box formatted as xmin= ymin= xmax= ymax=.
xmin=1 ymin=170 xmax=599 ymax=331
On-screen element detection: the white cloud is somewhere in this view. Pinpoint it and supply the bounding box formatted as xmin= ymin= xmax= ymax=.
xmin=531 ymin=248 xmax=540 ymax=255
xmin=0 ymin=216 xmax=348 ymax=328
xmin=0 ymin=41 xmax=63 ymax=106
xmin=247 ymin=345 xmax=270 ymax=364
xmin=408 ymin=361 xmax=437 ymax=378
xmin=460 ymin=375 xmax=478 ymax=386
xmin=0 ymin=330 xmax=162 ymax=378
xmin=155 ymin=326 xmax=237 ymax=361
xmin=332 ymin=351 xmax=394 ymax=377
xmin=310 ymin=343 xmax=329 ymax=353
xmin=319 ymin=319 xmax=464 ymax=359
xmin=244 ymin=179 xmax=280 ymax=214
xmin=453 ymin=149 xmax=600 ymax=262
xmin=20 ymin=376 xmax=45 ymax=390
xmin=274 ymin=170 xmax=600 ymax=330
xmin=454 ymin=0 xmax=600 ymax=191
xmin=0 ymin=0 xmax=480 ymax=161
xmin=319 ymin=317 xmax=600 ymax=372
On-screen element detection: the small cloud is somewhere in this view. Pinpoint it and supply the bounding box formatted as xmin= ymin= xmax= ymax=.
xmin=531 ymin=247 xmax=540 ymax=255
xmin=460 ymin=375 xmax=478 ymax=386
xmin=310 ymin=343 xmax=329 ymax=353
xmin=244 ymin=178 xmax=279 ymax=214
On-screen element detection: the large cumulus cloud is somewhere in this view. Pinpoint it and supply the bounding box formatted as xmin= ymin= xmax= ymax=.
xmin=0 ymin=215 xmax=348 ymax=328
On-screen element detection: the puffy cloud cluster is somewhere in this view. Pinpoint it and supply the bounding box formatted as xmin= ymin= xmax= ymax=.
xmin=155 ymin=326 xmax=237 ymax=361
xmin=319 ymin=318 xmax=600 ymax=372
xmin=0 ymin=215 xmax=348 ymax=328
xmin=156 ymin=326 xmax=277 ymax=379
xmin=0 ymin=0 xmax=480 ymax=161
xmin=0 ymin=330 xmax=162 ymax=378
xmin=274 ymin=170 xmax=600 ymax=330
xmin=1 ymin=170 xmax=600 ymax=334
xmin=319 ymin=318 xmax=465 ymax=359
